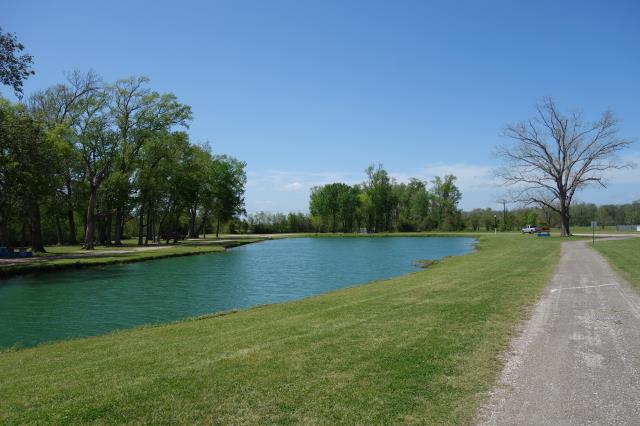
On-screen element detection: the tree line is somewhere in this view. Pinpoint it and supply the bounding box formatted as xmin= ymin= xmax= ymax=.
xmin=238 ymin=201 xmax=640 ymax=235
xmin=0 ymin=71 xmax=246 ymax=251
xmin=233 ymin=164 xmax=463 ymax=234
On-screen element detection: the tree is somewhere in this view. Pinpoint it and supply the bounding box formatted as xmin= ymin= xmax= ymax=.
xmin=180 ymin=144 xmax=212 ymax=238
xmin=206 ymin=155 xmax=247 ymax=238
xmin=66 ymin=84 xmax=116 ymax=249
xmin=431 ymin=175 xmax=462 ymax=230
xmin=309 ymin=185 xmax=329 ymax=232
xmin=309 ymin=183 xmax=360 ymax=233
xmin=28 ymin=71 xmax=101 ymax=244
xmin=0 ymin=101 xmax=63 ymax=252
xmin=498 ymin=97 xmax=634 ymax=236
xmin=110 ymin=76 xmax=191 ymax=245
xmin=364 ymin=164 xmax=395 ymax=232
xmin=0 ymin=28 xmax=34 ymax=97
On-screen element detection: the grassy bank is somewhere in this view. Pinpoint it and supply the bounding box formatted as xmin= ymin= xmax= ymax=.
xmin=594 ymin=238 xmax=640 ymax=289
xmin=0 ymin=235 xmax=560 ymax=424
xmin=0 ymin=238 xmax=264 ymax=277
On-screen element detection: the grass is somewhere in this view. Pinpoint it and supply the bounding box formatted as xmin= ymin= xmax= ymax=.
xmin=0 ymin=238 xmax=264 ymax=277
xmin=0 ymin=234 xmax=561 ymax=424
xmin=567 ymin=225 xmax=638 ymax=234
xmin=594 ymin=238 xmax=640 ymax=289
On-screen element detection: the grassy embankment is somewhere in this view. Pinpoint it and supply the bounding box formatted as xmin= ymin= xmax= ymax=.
xmin=0 ymin=234 xmax=561 ymax=424
xmin=0 ymin=237 xmax=265 ymax=277
xmin=594 ymin=238 xmax=640 ymax=289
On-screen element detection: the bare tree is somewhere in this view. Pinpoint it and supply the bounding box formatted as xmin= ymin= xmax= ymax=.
xmin=497 ymin=97 xmax=634 ymax=236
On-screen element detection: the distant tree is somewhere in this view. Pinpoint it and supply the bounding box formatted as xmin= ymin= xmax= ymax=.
xmin=571 ymin=202 xmax=598 ymax=227
xmin=309 ymin=185 xmax=329 ymax=232
xmin=207 ymin=155 xmax=247 ymax=238
xmin=364 ymin=164 xmax=395 ymax=232
xmin=309 ymin=183 xmax=364 ymax=233
xmin=431 ymin=175 xmax=462 ymax=230
xmin=497 ymin=97 xmax=634 ymax=236
xmin=623 ymin=201 xmax=640 ymax=225
xmin=0 ymin=28 xmax=34 ymax=97
xmin=395 ymin=178 xmax=430 ymax=231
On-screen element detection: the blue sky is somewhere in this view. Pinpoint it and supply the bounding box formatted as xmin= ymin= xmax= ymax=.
xmin=4 ymin=0 xmax=640 ymax=212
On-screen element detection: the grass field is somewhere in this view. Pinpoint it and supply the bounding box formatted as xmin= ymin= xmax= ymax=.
xmin=594 ymin=238 xmax=640 ymax=289
xmin=0 ymin=234 xmax=561 ymax=424
xmin=568 ymin=225 xmax=636 ymax=234
xmin=0 ymin=238 xmax=264 ymax=277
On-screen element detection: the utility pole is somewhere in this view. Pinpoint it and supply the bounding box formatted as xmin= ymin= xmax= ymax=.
xmin=496 ymin=199 xmax=508 ymax=231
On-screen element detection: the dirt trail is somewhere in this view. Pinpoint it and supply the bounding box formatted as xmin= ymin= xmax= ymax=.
xmin=478 ymin=240 xmax=640 ymax=425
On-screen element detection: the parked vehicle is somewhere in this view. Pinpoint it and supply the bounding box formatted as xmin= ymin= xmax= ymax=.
xmin=521 ymin=225 xmax=541 ymax=234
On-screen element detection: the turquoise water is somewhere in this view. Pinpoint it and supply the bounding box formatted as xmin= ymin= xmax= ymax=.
xmin=0 ymin=237 xmax=475 ymax=348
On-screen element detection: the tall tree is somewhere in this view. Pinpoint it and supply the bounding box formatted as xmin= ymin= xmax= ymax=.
xmin=498 ymin=97 xmax=634 ymax=236
xmin=0 ymin=27 xmax=34 ymax=97
xmin=28 ymin=71 xmax=101 ymax=244
xmin=364 ymin=164 xmax=395 ymax=232
xmin=69 ymin=86 xmax=116 ymax=249
xmin=0 ymin=101 xmax=62 ymax=251
xmin=206 ymin=155 xmax=247 ymax=238
xmin=110 ymin=76 xmax=191 ymax=245
xmin=431 ymin=175 xmax=462 ymax=230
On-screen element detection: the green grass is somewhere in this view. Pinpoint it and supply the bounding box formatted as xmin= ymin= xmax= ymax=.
xmin=0 ymin=235 xmax=561 ymax=424
xmin=566 ymin=225 xmax=639 ymax=234
xmin=594 ymin=238 xmax=640 ymax=289
xmin=0 ymin=238 xmax=264 ymax=277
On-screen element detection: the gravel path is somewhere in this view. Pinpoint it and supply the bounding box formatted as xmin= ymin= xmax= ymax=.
xmin=478 ymin=240 xmax=640 ymax=425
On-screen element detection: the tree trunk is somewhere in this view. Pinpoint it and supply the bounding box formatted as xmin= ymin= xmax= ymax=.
xmin=0 ymin=210 xmax=8 ymax=247
xmin=55 ymin=214 xmax=64 ymax=245
xmin=560 ymin=198 xmax=571 ymax=237
xmin=145 ymin=207 xmax=153 ymax=245
xmin=137 ymin=203 xmax=144 ymax=246
xmin=105 ymin=214 xmax=112 ymax=245
xmin=113 ymin=209 xmax=123 ymax=245
xmin=67 ymin=209 xmax=77 ymax=244
xmin=216 ymin=216 xmax=221 ymax=238
xmin=83 ymin=185 xmax=98 ymax=250
xmin=197 ymin=210 xmax=209 ymax=238
xmin=98 ymin=216 xmax=108 ymax=245
xmin=186 ymin=207 xmax=197 ymax=238
xmin=31 ymin=203 xmax=46 ymax=253
xmin=20 ymin=220 xmax=27 ymax=248
xmin=65 ymin=179 xmax=77 ymax=244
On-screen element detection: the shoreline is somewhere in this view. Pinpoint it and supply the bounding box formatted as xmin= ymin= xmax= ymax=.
xmin=0 ymin=238 xmax=266 ymax=279
xmin=0 ymin=232 xmax=591 ymax=279
xmin=0 ymin=235 xmax=563 ymax=424
xmin=1 ymin=235 xmax=478 ymax=351
xmin=0 ymin=232 xmax=484 ymax=278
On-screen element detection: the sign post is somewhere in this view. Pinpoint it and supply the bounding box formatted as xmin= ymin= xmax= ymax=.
xmin=591 ymin=221 xmax=597 ymax=245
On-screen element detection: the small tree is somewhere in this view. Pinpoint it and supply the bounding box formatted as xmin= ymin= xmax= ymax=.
xmin=497 ymin=97 xmax=634 ymax=236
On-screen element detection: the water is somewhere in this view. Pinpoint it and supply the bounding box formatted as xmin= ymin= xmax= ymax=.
xmin=0 ymin=237 xmax=475 ymax=348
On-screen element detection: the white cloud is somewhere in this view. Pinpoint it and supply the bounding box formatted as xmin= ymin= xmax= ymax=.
xmin=244 ymin=155 xmax=640 ymax=213
xmin=394 ymin=163 xmax=498 ymax=190
xmin=282 ymin=182 xmax=304 ymax=191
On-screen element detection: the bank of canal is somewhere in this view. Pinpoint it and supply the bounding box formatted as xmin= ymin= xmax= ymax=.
xmin=0 ymin=237 xmax=475 ymax=348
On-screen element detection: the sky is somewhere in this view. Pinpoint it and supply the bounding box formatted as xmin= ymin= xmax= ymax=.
xmin=4 ymin=0 xmax=640 ymax=212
